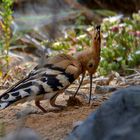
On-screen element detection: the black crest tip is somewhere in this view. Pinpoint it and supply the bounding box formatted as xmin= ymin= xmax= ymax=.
xmin=96 ymin=25 xmax=101 ymax=31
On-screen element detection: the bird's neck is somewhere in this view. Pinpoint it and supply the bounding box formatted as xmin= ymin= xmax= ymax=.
xmin=92 ymin=39 xmax=101 ymax=58
xmin=74 ymin=41 xmax=101 ymax=72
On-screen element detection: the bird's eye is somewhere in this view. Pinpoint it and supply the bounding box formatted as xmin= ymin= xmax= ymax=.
xmin=88 ymin=63 xmax=93 ymax=68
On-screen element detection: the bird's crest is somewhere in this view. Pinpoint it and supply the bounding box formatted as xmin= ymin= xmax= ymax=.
xmin=92 ymin=25 xmax=101 ymax=57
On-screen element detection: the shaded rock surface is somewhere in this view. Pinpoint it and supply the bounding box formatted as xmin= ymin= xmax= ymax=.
xmin=66 ymin=86 xmax=140 ymax=140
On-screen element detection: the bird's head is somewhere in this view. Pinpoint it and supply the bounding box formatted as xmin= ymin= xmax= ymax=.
xmin=86 ymin=25 xmax=101 ymax=75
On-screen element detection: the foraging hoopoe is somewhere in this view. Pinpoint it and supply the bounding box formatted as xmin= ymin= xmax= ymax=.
xmin=0 ymin=25 xmax=101 ymax=113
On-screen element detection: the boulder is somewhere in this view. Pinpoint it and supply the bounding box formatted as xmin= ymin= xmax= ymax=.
xmin=66 ymin=86 xmax=140 ymax=140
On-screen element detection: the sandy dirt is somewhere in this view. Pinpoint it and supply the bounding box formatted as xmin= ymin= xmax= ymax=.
xmin=0 ymin=84 xmax=111 ymax=140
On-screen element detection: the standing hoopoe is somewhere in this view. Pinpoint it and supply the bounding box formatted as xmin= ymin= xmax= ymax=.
xmin=0 ymin=25 xmax=101 ymax=113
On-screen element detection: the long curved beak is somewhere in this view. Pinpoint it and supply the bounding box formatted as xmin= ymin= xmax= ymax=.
xmin=89 ymin=74 xmax=93 ymax=104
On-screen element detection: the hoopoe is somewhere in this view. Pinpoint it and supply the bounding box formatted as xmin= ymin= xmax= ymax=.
xmin=0 ymin=25 xmax=101 ymax=113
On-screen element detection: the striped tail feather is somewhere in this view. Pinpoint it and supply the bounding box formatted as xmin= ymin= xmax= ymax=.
xmin=0 ymin=76 xmax=31 ymax=110
xmin=0 ymin=79 xmax=44 ymax=110
xmin=0 ymin=65 xmax=48 ymax=110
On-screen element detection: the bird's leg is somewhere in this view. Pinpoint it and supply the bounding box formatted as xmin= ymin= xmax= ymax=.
xmin=35 ymin=100 xmax=47 ymax=113
xmin=73 ymin=72 xmax=85 ymax=98
xmin=88 ymin=74 xmax=93 ymax=104
xmin=50 ymin=93 xmax=65 ymax=110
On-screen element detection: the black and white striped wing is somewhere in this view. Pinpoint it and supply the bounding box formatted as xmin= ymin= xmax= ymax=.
xmin=0 ymin=64 xmax=75 ymax=109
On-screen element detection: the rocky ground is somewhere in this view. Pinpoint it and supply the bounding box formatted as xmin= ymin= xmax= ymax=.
xmin=0 ymin=79 xmax=112 ymax=140
xmin=0 ymin=62 xmax=139 ymax=140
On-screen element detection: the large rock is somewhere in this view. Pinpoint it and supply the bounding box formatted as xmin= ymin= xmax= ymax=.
xmin=66 ymin=86 xmax=140 ymax=140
